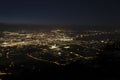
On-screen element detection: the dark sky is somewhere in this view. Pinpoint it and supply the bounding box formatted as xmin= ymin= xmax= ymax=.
xmin=0 ymin=0 xmax=120 ymax=26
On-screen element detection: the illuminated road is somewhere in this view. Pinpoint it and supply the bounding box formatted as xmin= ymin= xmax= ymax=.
xmin=1 ymin=42 xmax=27 ymax=47
xmin=26 ymin=54 xmax=66 ymax=66
xmin=0 ymin=72 xmax=11 ymax=75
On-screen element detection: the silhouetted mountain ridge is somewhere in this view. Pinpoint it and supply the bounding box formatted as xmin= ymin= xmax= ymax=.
xmin=0 ymin=22 xmax=119 ymax=31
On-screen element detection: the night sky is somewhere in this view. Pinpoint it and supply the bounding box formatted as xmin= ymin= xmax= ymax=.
xmin=0 ymin=0 xmax=120 ymax=26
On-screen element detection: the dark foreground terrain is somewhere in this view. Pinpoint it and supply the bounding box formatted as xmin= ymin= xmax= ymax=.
xmin=1 ymin=61 xmax=120 ymax=80
xmin=0 ymin=41 xmax=120 ymax=80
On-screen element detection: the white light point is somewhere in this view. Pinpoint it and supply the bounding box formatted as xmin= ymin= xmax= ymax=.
xmin=58 ymin=52 xmax=61 ymax=55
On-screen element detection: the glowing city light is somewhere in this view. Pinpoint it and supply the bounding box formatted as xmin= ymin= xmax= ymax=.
xmin=50 ymin=44 xmax=58 ymax=49
xmin=58 ymin=52 xmax=61 ymax=55
xmin=2 ymin=42 xmax=8 ymax=45
xmin=64 ymin=46 xmax=70 ymax=49
xmin=101 ymin=40 xmax=104 ymax=43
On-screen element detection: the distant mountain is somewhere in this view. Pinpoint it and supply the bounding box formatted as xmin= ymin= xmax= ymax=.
xmin=0 ymin=22 xmax=119 ymax=31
